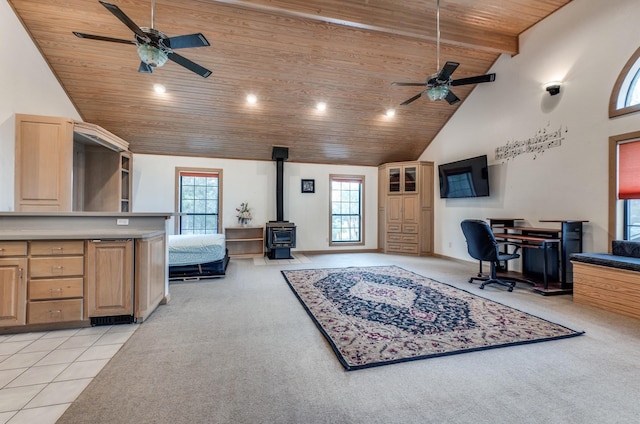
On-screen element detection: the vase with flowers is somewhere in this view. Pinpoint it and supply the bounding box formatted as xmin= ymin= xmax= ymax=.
xmin=236 ymin=202 xmax=253 ymax=226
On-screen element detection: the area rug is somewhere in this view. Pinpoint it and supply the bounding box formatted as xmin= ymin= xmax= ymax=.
xmin=281 ymin=265 xmax=583 ymax=370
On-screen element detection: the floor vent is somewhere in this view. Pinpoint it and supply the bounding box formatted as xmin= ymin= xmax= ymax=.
xmin=90 ymin=315 xmax=134 ymax=326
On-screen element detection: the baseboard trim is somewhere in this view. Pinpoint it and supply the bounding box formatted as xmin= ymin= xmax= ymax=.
xmin=298 ymin=249 xmax=379 ymax=255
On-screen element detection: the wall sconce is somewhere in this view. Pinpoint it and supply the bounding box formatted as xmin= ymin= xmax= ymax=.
xmin=544 ymin=81 xmax=562 ymax=96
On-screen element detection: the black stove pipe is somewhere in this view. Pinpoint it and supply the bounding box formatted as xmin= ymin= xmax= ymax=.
xmin=276 ymin=158 xmax=284 ymax=222
xmin=272 ymin=146 xmax=289 ymax=222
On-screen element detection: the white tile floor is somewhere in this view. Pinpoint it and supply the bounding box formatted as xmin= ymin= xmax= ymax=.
xmin=0 ymin=324 xmax=138 ymax=424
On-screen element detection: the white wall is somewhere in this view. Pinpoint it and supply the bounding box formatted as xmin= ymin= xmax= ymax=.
xmin=0 ymin=0 xmax=80 ymax=211
xmin=421 ymin=0 xmax=640 ymax=264
xmin=133 ymin=154 xmax=378 ymax=252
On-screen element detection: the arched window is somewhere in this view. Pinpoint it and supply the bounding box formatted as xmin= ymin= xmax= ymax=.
xmin=610 ymin=46 xmax=640 ymax=118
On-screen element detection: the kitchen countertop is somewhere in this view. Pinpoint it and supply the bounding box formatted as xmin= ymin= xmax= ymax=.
xmin=0 ymin=229 xmax=165 ymax=240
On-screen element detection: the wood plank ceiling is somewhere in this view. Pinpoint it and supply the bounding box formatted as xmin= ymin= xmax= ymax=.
xmin=8 ymin=0 xmax=572 ymax=166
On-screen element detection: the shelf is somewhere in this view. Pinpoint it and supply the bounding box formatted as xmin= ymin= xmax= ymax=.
xmin=225 ymin=227 xmax=264 ymax=257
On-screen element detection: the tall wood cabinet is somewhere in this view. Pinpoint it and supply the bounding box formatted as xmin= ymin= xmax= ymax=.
xmin=15 ymin=114 xmax=132 ymax=212
xmin=378 ymin=161 xmax=434 ymax=256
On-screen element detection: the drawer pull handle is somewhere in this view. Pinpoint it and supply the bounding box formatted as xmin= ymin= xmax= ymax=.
xmin=51 ymin=265 xmax=64 ymax=274
xmin=50 ymin=288 xmax=63 ymax=296
xmin=48 ymin=310 xmax=63 ymax=316
xmin=51 ymin=247 xmax=64 ymax=253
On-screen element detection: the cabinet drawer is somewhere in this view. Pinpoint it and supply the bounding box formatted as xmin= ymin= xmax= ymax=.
xmin=387 ymin=233 xmax=418 ymax=243
xmin=28 ymin=278 xmax=83 ymax=300
xmin=0 ymin=242 xmax=27 ymax=256
xmin=387 ymin=223 xmax=402 ymax=233
xmin=387 ymin=243 xmax=419 ymax=254
xmin=30 ymin=241 xmax=84 ymax=256
xmin=29 ymin=256 xmax=84 ymax=278
xmin=387 ymin=233 xmax=404 ymax=242
xmin=403 ymin=224 xmax=419 ymax=233
xmin=27 ymin=299 xmax=83 ymax=324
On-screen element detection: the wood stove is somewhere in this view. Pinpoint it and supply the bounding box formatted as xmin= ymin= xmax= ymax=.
xmin=266 ymin=147 xmax=296 ymax=259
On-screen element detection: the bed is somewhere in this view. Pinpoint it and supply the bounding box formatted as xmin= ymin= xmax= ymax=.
xmin=168 ymin=234 xmax=230 ymax=281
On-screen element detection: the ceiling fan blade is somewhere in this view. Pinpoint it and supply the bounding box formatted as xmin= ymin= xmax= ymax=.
xmin=138 ymin=62 xmax=153 ymax=73
xmin=167 ymin=33 xmax=210 ymax=49
xmin=391 ymin=82 xmax=427 ymax=87
xmin=99 ymin=1 xmax=150 ymax=43
xmin=400 ymin=92 xmax=423 ymax=106
xmin=73 ymin=32 xmax=136 ymax=45
xmin=437 ymin=61 xmax=459 ymax=81
xmin=451 ymin=73 xmax=496 ymax=86
xmin=445 ymin=90 xmax=460 ymax=105
xmin=167 ymin=52 xmax=212 ymax=78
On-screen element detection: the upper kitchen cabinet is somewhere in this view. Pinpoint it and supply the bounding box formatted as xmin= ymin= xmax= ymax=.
xmin=14 ymin=114 xmax=132 ymax=212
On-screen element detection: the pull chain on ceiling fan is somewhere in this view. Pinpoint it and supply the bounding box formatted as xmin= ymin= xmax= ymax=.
xmin=73 ymin=0 xmax=212 ymax=77
xmin=391 ymin=0 xmax=496 ymax=106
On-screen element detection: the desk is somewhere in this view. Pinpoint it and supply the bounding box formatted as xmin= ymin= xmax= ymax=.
xmin=487 ymin=218 xmax=586 ymax=295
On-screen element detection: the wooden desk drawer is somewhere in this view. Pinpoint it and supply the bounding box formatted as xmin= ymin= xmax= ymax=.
xmin=28 ymin=278 xmax=83 ymax=300
xmin=30 ymin=241 xmax=84 ymax=256
xmin=0 ymin=242 xmax=27 ymax=256
xmin=29 ymin=257 xmax=84 ymax=278
xmin=27 ymin=299 xmax=83 ymax=324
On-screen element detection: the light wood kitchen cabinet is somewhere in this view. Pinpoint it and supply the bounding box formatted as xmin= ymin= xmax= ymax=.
xmin=86 ymin=240 xmax=133 ymax=318
xmin=134 ymin=234 xmax=166 ymax=322
xmin=15 ymin=115 xmax=73 ymax=211
xmin=379 ymin=161 xmax=434 ymax=256
xmin=27 ymin=240 xmax=84 ymax=324
xmin=14 ymin=114 xmax=131 ymax=212
xmin=0 ymin=249 xmax=27 ymax=327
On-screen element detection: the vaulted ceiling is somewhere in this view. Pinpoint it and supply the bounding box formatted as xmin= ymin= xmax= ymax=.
xmin=8 ymin=0 xmax=572 ymax=166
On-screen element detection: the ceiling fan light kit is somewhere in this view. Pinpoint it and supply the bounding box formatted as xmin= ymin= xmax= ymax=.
xmin=426 ymin=85 xmax=449 ymax=102
xmin=137 ymin=44 xmax=168 ymax=67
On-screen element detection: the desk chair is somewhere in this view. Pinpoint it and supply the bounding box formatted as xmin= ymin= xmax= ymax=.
xmin=460 ymin=219 xmax=521 ymax=292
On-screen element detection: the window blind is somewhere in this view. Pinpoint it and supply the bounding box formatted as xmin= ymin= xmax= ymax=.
xmin=619 ymin=140 xmax=640 ymax=199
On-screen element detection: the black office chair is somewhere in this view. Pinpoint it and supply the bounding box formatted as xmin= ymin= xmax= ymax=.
xmin=460 ymin=219 xmax=521 ymax=292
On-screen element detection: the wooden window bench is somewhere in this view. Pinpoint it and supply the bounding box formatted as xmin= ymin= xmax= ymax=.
xmin=570 ymin=241 xmax=640 ymax=320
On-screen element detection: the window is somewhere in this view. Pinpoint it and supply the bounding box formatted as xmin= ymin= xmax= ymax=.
xmin=624 ymin=200 xmax=640 ymax=241
xmin=330 ymin=175 xmax=364 ymax=245
xmin=175 ymin=168 xmax=222 ymax=234
xmin=610 ymin=46 xmax=640 ymax=118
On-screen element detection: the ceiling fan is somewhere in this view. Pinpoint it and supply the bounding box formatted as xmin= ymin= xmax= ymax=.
xmin=73 ymin=0 xmax=212 ymax=78
xmin=391 ymin=0 xmax=495 ymax=105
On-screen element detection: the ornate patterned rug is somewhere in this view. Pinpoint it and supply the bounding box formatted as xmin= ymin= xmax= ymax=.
xmin=281 ymin=266 xmax=584 ymax=371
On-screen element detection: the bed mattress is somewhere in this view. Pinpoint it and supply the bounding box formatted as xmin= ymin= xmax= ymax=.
xmin=168 ymin=234 xmax=226 ymax=266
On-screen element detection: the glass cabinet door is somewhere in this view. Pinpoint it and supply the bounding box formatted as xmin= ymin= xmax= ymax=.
xmin=388 ymin=168 xmax=401 ymax=192
xmin=404 ymin=166 xmax=417 ymax=192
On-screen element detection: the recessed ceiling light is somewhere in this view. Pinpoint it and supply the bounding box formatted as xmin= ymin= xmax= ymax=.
xmin=246 ymin=94 xmax=257 ymax=104
xmin=316 ymin=102 xmax=327 ymax=112
xmin=153 ymin=83 xmax=166 ymax=94
xmin=385 ymin=108 xmax=396 ymax=118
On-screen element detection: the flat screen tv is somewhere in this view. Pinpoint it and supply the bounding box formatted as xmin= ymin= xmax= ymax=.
xmin=438 ymin=155 xmax=490 ymax=198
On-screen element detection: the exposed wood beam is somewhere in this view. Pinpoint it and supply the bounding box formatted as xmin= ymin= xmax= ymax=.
xmin=209 ymin=0 xmax=518 ymax=55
